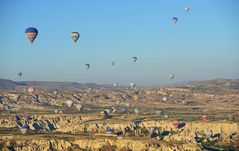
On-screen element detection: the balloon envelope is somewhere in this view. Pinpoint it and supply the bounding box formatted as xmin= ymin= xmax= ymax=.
xmin=170 ymin=74 xmax=175 ymax=79
xmin=185 ymin=7 xmax=190 ymax=12
xmin=201 ymin=115 xmax=208 ymax=121
xmin=71 ymin=32 xmax=80 ymax=42
xmin=113 ymin=82 xmax=118 ymax=87
xmin=172 ymin=120 xmax=180 ymax=128
xmin=18 ymin=72 xmax=22 ymax=77
xmin=66 ymin=100 xmax=73 ymax=108
xmin=85 ymin=64 xmax=90 ymax=70
xmin=28 ymin=86 xmax=35 ymax=93
xmin=25 ymin=27 xmax=38 ymax=44
xmin=172 ymin=17 xmax=178 ymax=24
xmin=130 ymin=82 xmax=136 ymax=89
xmin=132 ymin=57 xmax=137 ymax=63
xmin=76 ymin=104 xmax=83 ymax=111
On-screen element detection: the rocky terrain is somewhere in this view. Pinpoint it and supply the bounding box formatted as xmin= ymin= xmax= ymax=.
xmin=0 ymin=78 xmax=239 ymax=150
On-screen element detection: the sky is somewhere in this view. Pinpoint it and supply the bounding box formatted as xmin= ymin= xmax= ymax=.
xmin=0 ymin=0 xmax=239 ymax=86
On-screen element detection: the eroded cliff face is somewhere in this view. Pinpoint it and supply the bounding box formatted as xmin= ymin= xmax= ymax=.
xmin=0 ymin=114 xmax=238 ymax=151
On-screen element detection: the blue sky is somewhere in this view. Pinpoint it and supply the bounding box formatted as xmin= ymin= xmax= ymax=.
xmin=0 ymin=0 xmax=239 ymax=86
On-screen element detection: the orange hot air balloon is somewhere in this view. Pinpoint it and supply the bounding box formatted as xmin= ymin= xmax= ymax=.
xmin=172 ymin=120 xmax=180 ymax=129
xmin=201 ymin=115 xmax=208 ymax=121
xmin=28 ymin=86 xmax=35 ymax=93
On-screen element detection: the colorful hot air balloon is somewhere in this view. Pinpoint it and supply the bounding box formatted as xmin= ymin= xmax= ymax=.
xmin=25 ymin=27 xmax=38 ymax=44
xmin=71 ymin=32 xmax=80 ymax=42
xmin=28 ymin=86 xmax=35 ymax=93
xmin=201 ymin=115 xmax=208 ymax=121
xmin=172 ymin=17 xmax=178 ymax=24
xmin=172 ymin=120 xmax=180 ymax=129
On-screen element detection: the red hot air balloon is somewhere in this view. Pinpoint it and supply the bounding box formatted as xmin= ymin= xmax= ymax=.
xmin=28 ymin=86 xmax=35 ymax=93
xmin=201 ymin=115 xmax=208 ymax=121
xmin=25 ymin=27 xmax=38 ymax=44
xmin=172 ymin=120 xmax=180 ymax=129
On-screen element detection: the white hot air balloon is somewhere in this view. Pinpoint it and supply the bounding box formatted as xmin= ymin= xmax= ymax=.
xmin=155 ymin=110 xmax=163 ymax=115
xmin=164 ymin=114 xmax=169 ymax=119
xmin=75 ymin=104 xmax=83 ymax=111
xmin=130 ymin=82 xmax=136 ymax=89
xmin=113 ymin=82 xmax=118 ymax=87
xmin=162 ymin=96 xmax=167 ymax=102
xmin=134 ymin=108 xmax=140 ymax=114
xmin=170 ymin=74 xmax=175 ymax=80
xmin=53 ymin=90 xmax=58 ymax=95
xmin=66 ymin=100 xmax=73 ymax=108
xmin=54 ymin=109 xmax=58 ymax=114
xmin=185 ymin=7 xmax=190 ymax=13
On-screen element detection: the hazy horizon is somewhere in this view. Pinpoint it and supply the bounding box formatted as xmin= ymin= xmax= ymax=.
xmin=1 ymin=0 xmax=239 ymax=86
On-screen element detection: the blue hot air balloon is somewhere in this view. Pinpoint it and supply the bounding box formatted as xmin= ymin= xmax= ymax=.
xmin=25 ymin=27 xmax=38 ymax=44
xmin=172 ymin=17 xmax=178 ymax=24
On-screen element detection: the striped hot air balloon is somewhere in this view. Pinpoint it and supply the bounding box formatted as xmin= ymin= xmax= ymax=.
xmin=25 ymin=27 xmax=38 ymax=44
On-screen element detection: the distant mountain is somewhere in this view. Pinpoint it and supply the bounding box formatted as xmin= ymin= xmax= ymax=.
xmin=0 ymin=79 xmax=24 ymax=90
xmin=0 ymin=79 xmax=102 ymax=91
xmin=0 ymin=78 xmax=239 ymax=91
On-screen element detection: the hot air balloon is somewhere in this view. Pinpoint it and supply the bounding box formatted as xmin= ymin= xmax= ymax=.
xmin=155 ymin=110 xmax=163 ymax=115
xmin=172 ymin=120 xmax=180 ymax=129
xmin=85 ymin=64 xmax=90 ymax=70
xmin=201 ymin=115 xmax=208 ymax=121
xmin=18 ymin=72 xmax=22 ymax=77
xmin=134 ymin=108 xmax=140 ymax=114
xmin=53 ymin=90 xmax=58 ymax=95
xmin=164 ymin=114 xmax=169 ymax=119
xmin=76 ymin=104 xmax=83 ymax=111
xmin=20 ymin=123 xmax=30 ymax=134
xmin=66 ymin=100 xmax=73 ymax=108
xmin=130 ymin=82 xmax=136 ymax=89
xmin=25 ymin=27 xmax=38 ymax=44
xmin=100 ymin=110 xmax=109 ymax=118
xmin=54 ymin=109 xmax=58 ymax=114
xmin=170 ymin=74 xmax=175 ymax=80
xmin=162 ymin=96 xmax=167 ymax=102
xmin=105 ymin=128 xmax=114 ymax=134
xmin=111 ymin=61 xmax=115 ymax=66
xmin=28 ymin=86 xmax=35 ymax=93
xmin=132 ymin=57 xmax=137 ymax=63
xmin=172 ymin=17 xmax=178 ymax=24
xmin=113 ymin=82 xmax=118 ymax=87
xmin=185 ymin=7 xmax=190 ymax=13
xmin=71 ymin=32 xmax=80 ymax=42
